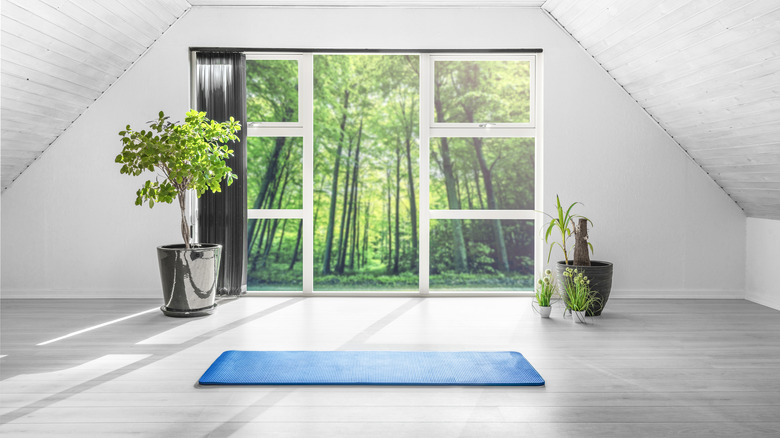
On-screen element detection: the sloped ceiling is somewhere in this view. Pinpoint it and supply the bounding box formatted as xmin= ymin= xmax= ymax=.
xmin=2 ymin=1 xmax=778 ymax=220
xmin=543 ymin=0 xmax=780 ymax=220
xmin=1 ymin=0 xmax=190 ymax=190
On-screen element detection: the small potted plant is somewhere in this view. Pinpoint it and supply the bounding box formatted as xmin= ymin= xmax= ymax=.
xmin=116 ymin=110 xmax=240 ymax=317
xmin=562 ymin=268 xmax=600 ymax=323
xmin=542 ymin=195 xmax=613 ymax=316
xmin=534 ymin=269 xmax=555 ymax=318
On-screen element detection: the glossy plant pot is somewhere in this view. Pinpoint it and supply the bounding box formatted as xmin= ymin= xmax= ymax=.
xmin=572 ymin=310 xmax=587 ymax=324
xmin=538 ymin=306 xmax=552 ymax=318
xmin=157 ymin=243 xmax=222 ymax=317
xmin=556 ymin=260 xmax=613 ymax=316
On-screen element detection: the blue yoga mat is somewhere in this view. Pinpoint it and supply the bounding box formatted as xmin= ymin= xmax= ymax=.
xmin=198 ymin=351 xmax=544 ymax=386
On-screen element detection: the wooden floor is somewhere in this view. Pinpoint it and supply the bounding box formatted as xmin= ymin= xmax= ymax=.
xmin=2 ymin=297 xmax=780 ymax=437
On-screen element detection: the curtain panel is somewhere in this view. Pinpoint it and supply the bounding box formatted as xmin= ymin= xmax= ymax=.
xmin=195 ymin=51 xmax=247 ymax=295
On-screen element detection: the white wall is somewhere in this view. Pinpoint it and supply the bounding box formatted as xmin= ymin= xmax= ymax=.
xmin=746 ymin=218 xmax=780 ymax=310
xmin=1 ymin=7 xmax=746 ymax=298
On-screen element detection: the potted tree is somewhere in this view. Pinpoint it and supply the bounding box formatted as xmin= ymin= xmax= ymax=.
xmin=543 ymin=195 xmax=613 ymax=316
xmin=116 ymin=110 xmax=241 ymax=317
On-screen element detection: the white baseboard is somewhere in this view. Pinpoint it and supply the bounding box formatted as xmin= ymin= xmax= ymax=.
xmin=611 ymin=289 xmax=744 ymax=299
xmin=2 ymin=288 xmax=745 ymax=300
xmin=0 ymin=289 xmax=159 ymax=299
xmin=745 ymin=294 xmax=780 ymax=311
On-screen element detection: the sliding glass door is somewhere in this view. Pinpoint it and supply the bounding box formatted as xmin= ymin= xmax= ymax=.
xmin=245 ymin=52 xmax=540 ymax=294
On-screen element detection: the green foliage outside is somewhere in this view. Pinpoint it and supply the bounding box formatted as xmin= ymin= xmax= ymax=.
xmin=247 ymin=59 xmax=298 ymax=123
xmin=429 ymin=137 xmax=534 ymax=211
xmin=434 ymin=60 xmax=531 ymax=124
xmin=116 ymin=110 xmax=240 ymax=248
xmin=245 ymin=55 xmax=535 ymax=291
xmin=246 ymin=259 xmax=303 ymax=291
xmin=244 ymin=59 xmax=304 ymax=285
xmin=247 ymin=137 xmax=302 ymax=209
xmin=312 ymin=54 xmax=420 ymax=289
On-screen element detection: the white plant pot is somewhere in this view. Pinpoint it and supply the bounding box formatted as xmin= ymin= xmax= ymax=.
xmin=539 ymin=306 xmax=552 ymax=318
xmin=572 ymin=310 xmax=587 ymax=324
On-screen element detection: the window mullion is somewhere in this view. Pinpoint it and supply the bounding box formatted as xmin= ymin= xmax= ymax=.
xmin=534 ymin=53 xmax=544 ymax=284
xmin=248 ymin=209 xmax=304 ymax=219
xmin=247 ymin=126 xmax=305 ymax=137
xmin=419 ymin=54 xmax=432 ymax=294
xmin=429 ymin=210 xmax=536 ymax=220
xmin=429 ymin=126 xmax=537 ymax=138
xmin=301 ymin=53 xmax=314 ymax=295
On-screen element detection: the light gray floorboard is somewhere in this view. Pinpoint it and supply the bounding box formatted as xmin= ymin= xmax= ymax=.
xmin=1 ymin=297 xmax=779 ymax=437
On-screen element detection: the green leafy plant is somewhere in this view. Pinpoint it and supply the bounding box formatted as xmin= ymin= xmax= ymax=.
xmin=542 ymin=195 xmax=593 ymax=264
xmin=535 ymin=269 xmax=555 ymax=307
xmin=116 ymin=110 xmax=241 ymax=249
xmin=561 ymin=268 xmax=601 ymax=312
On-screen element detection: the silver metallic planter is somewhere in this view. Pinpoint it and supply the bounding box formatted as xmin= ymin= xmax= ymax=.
xmin=157 ymin=243 xmax=222 ymax=317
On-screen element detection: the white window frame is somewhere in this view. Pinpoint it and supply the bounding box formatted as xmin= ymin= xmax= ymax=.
xmin=241 ymin=51 xmax=542 ymax=296
xmin=421 ymin=53 xmax=543 ymax=294
xmin=245 ymin=53 xmax=312 ymax=294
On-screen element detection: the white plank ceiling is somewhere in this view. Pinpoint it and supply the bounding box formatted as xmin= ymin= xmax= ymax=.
xmin=2 ymin=1 xmax=779 ymax=220
xmin=543 ymin=0 xmax=780 ymax=219
xmin=0 ymin=0 xmax=190 ymax=190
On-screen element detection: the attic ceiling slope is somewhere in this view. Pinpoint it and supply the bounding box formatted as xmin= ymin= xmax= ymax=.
xmin=1 ymin=0 xmax=190 ymax=191
xmin=543 ymin=0 xmax=780 ymax=220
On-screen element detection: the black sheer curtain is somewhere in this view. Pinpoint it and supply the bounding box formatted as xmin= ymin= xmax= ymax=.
xmin=196 ymin=51 xmax=247 ymax=295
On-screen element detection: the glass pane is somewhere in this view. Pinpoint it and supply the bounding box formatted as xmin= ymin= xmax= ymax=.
xmin=430 ymin=137 xmax=534 ymax=210
xmin=313 ymin=54 xmax=420 ymax=291
xmin=247 ymin=137 xmax=302 ymax=209
xmin=247 ymin=219 xmax=303 ymax=291
xmin=433 ymin=60 xmax=530 ymax=124
xmin=246 ymin=59 xmax=298 ymax=123
xmin=430 ymin=219 xmax=534 ymax=291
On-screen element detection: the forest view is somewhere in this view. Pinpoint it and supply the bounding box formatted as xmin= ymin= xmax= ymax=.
xmin=245 ymin=54 xmax=535 ymax=291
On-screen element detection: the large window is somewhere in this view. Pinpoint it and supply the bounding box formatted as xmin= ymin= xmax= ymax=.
xmin=245 ymin=55 xmax=308 ymax=291
xmin=426 ymin=55 xmax=537 ymax=291
xmin=245 ymin=52 xmax=541 ymax=294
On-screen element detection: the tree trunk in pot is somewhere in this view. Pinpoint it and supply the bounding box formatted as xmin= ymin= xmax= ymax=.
xmin=573 ymin=218 xmax=591 ymax=266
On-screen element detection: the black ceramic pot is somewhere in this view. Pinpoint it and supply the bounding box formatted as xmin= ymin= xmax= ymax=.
xmin=555 ymin=260 xmax=613 ymax=316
